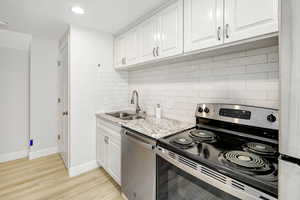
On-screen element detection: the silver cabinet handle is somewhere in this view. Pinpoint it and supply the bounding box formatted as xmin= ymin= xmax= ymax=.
xmin=225 ymin=24 xmax=230 ymax=39
xmin=104 ymin=136 xmax=109 ymax=144
xmin=121 ymin=57 xmax=126 ymax=65
xmin=217 ymin=26 xmax=221 ymax=41
xmin=153 ymin=47 xmax=156 ymax=57
xmin=156 ymin=46 xmax=159 ymax=57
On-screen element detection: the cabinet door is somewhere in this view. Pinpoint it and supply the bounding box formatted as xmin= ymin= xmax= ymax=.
xmin=184 ymin=0 xmax=224 ymax=52
xmin=139 ymin=16 xmax=158 ymax=62
xmin=224 ymin=0 xmax=278 ymax=43
xmin=157 ymin=0 xmax=183 ymax=58
xmin=96 ymin=129 xmax=107 ymax=168
xmin=115 ymin=35 xmax=127 ymax=67
xmin=107 ymin=137 xmax=121 ymax=185
xmin=126 ymin=28 xmax=139 ymax=65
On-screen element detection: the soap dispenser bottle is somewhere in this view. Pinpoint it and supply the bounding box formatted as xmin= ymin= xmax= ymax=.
xmin=155 ymin=104 xmax=162 ymax=119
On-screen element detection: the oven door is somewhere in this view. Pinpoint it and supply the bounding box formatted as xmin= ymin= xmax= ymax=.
xmin=156 ymin=155 xmax=240 ymax=200
xmin=156 ymin=147 xmax=277 ymax=200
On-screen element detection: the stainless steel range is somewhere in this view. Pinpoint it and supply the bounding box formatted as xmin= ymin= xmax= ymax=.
xmin=156 ymin=103 xmax=279 ymax=200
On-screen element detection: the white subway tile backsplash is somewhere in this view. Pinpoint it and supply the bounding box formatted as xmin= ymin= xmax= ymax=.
xmin=128 ymin=46 xmax=279 ymax=122
xmin=268 ymin=52 xmax=279 ymax=63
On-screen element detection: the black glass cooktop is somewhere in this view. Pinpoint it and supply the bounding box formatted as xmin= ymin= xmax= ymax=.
xmin=157 ymin=126 xmax=279 ymax=197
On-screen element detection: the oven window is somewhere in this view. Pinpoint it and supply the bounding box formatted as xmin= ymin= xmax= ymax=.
xmin=157 ymin=156 xmax=241 ymax=200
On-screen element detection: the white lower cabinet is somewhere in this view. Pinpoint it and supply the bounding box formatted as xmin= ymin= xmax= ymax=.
xmin=96 ymin=118 xmax=121 ymax=185
xmin=107 ymin=137 xmax=121 ymax=184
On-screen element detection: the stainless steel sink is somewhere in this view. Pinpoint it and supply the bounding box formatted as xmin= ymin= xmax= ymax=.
xmin=106 ymin=111 xmax=144 ymax=120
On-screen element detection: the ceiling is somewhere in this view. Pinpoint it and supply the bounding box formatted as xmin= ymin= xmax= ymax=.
xmin=0 ymin=0 xmax=167 ymax=39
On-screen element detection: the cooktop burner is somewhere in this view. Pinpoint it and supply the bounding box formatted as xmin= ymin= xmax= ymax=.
xmin=244 ymin=142 xmax=277 ymax=156
xmin=158 ymin=127 xmax=279 ymax=196
xmin=157 ymin=104 xmax=279 ymax=197
xmin=223 ymin=151 xmax=266 ymax=169
xmin=189 ymin=130 xmax=216 ymax=143
xmin=170 ymin=137 xmax=194 ymax=149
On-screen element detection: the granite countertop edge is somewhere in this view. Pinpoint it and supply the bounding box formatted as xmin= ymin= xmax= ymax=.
xmin=95 ymin=112 xmax=195 ymax=140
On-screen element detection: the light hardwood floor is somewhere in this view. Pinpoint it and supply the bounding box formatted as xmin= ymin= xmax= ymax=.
xmin=0 ymin=154 xmax=124 ymax=200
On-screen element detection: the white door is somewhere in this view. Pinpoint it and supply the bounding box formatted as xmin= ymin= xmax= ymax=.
xmin=107 ymin=137 xmax=121 ymax=185
xmin=139 ymin=16 xmax=159 ymax=62
xmin=96 ymin=129 xmax=107 ymax=168
xmin=157 ymin=0 xmax=183 ymax=58
xmin=224 ymin=0 xmax=278 ymax=43
xmin=184 ymin=0 xmax=224 ymax=52
xmin=58 ymin=44 xmax=69 ymax=168
xmin=126 ymin=28 xmax=139 ymax=65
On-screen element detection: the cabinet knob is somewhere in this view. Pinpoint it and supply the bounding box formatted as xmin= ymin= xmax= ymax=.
xmin=217 ymin=26 xmax=221 ymax=41
xmin=121 ymin=57 xmax=126 ymax=65
xmin=225 ymin=24 xmax=230 ymax=39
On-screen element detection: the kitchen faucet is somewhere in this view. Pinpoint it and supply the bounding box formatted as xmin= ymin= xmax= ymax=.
xmin=131 ymin=90 xmax=141 ymax=114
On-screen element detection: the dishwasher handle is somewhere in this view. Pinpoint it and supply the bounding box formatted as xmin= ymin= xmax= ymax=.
xmin=124 ymin=130 xmax=155 ymax=150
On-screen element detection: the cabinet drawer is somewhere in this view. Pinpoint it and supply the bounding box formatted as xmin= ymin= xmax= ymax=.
xmin=97 ymin=124 xmax=121 ymax=144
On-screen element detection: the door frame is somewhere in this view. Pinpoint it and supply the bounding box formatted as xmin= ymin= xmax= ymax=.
xmin=58 ymin=31 xmax=70 ymax=168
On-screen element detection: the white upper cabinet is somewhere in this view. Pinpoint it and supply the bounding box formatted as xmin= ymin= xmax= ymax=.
xmin=139 ymin=16 xmax=159 ymax=62
xmin=114 ymin=0 xmax=279 ymax=69
xmin=114 ymin=35 xmax=126 ymax=67
xmin=157 ymin=0 xmax=183 ymax=58
xmin=184 ymin=0 xmax=224 ymax=52
xmin=224 ymin=0 xmax=278 ymax=43
xmin=125 ymin=28 xmax=139 ymax=65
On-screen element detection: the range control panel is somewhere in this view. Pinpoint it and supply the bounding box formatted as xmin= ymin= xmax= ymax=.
xmin=195 ymin=103 xmax=279 ymax=130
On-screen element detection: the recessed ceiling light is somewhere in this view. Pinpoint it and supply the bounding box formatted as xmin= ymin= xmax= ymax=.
xmin=0 ymin=20 xmax=8 ymax=26
xmin=72 ymin=6 xmax=85 ymax=15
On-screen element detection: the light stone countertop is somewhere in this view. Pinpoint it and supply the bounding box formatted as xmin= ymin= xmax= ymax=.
xmin=122 ymin=117 xmax=195 ymax=139
xmin=96 ymin=112 xmax=194 ymax=139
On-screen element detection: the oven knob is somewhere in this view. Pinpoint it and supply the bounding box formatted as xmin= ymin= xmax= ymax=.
xmin=204 ymin=107 xmax=210 ymax=113
xmin=267 ymin=114 xmax=276 ymax=123
xmin=198 ymin=107 xmax=203 ymax=113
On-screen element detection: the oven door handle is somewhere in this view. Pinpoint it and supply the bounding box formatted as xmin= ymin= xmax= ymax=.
xmin=124 ymin=130 xmax=154 ymax=150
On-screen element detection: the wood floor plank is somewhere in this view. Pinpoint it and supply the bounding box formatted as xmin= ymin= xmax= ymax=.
xmin=0 ymin=154 xmax=123 ymax=200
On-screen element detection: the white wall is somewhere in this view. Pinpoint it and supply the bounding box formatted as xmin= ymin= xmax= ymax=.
xmin=129 ymin=46 xmax=279 ymax=122
xmin=0 ymin=29 xmax=31 ymax=162
xmin=69 ymin=25 xmax=128 ymax=168
xmin=30 ymin=37 xmax=59 ymax=156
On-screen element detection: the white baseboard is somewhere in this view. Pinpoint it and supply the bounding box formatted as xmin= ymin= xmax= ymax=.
xmin=68 ymin=160 xmax=98 ymax=177
xmin=121 ymin=193 xmax=128 ymax=200
xmin=0 ymin=150 xmax=28 ymax=163
xmin=29 ymin=146 xmax=58 ymax=160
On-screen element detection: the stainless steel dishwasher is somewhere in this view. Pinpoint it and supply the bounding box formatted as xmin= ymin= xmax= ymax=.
xmin=121 ymin=128 xmax=156 ymax=200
